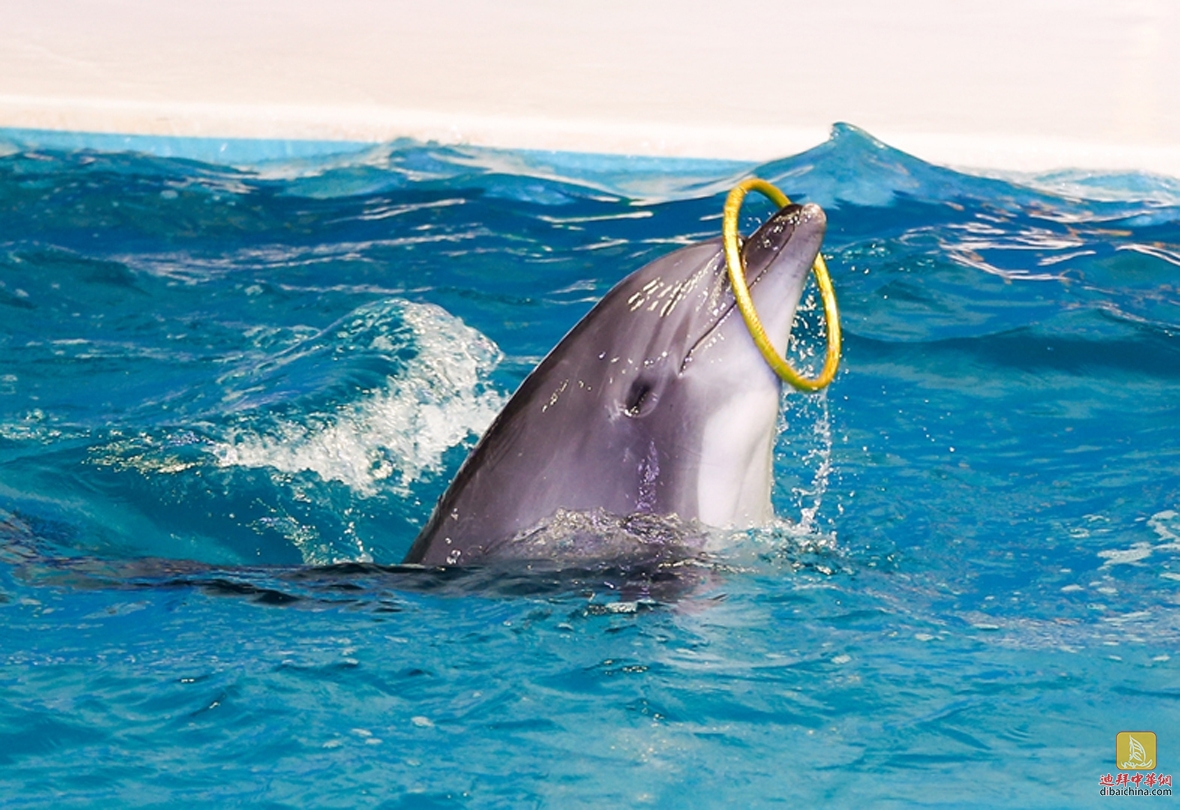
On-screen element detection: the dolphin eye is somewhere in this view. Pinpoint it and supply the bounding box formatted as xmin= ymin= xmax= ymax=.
xmin=624 ymin=378 xmax=657 ymax=417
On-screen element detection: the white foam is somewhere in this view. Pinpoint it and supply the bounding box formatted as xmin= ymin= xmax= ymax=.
xmin=1093 ymin=509 xmax=1180 ymax=570
xmin=212 ymin=299 xmax=505 ymax=497
xmin=1149 ymin=509 xmax=1180 ymax=545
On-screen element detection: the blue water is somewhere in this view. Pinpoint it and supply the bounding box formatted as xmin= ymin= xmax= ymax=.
xmin=1 ymin=123 xmax=1177 ymax=807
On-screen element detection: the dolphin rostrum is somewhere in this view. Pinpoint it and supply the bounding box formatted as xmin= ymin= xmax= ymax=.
xmin=403 ymin=202 xmax=827 ymax=566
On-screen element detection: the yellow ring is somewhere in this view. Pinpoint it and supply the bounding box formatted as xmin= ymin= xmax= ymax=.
xmin=722 ymin=178 xmax=841 ymax=392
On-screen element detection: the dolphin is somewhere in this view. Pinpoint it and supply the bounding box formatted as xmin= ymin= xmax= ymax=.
xmin=403 ymin=202 xmax=827 ymax=566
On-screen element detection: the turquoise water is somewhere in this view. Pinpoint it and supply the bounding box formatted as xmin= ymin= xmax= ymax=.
xmin=0 ymin=123 xmax=1177 ymax=807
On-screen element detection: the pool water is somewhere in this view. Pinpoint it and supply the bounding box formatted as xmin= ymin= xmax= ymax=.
xmin=0 ymin=123 xmax=1177 ymax=807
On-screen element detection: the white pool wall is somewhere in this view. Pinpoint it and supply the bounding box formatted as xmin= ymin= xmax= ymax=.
xmin=3 ymin=0 xmax=1178 ymax=175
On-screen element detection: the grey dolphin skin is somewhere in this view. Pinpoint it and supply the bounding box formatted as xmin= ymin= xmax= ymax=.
xmin=403 ymin=202 xmax=827 ymax=566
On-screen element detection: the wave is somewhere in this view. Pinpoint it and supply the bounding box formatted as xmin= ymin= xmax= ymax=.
xmin=212 ymin=298 xmax=505 ymax=498
xmin=1 ymin=123 xmax=1177 ymax=568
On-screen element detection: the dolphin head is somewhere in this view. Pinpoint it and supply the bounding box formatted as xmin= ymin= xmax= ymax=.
xmin=585 ymin=202 xmax=827 ymax=526
xmin=404 ymin=202 xmax=827 ymax=565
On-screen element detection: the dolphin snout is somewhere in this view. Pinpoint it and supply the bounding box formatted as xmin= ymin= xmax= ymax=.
xmin=743 ymin=201 xmax=826 ymax=284
xmin=741 ymin=200 xmax=828 ymax=356
xmin=799 ymin=202 xmax=825 ymax=228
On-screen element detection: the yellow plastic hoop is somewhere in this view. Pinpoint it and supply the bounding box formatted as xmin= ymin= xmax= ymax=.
xmin=722 ymin=178 xmax=842 ymax=392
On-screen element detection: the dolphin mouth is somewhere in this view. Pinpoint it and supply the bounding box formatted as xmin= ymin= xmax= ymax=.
xmin=680 ymin=202 xmax=825 ymax=372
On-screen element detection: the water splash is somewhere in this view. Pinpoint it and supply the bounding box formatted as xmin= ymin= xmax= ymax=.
xmin=772 ymin=279 xmax=837 ymax=539
xmin=212 ymin=299 xmax=505 ymax=497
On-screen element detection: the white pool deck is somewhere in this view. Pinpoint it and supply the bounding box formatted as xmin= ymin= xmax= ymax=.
xmin=3 ymin=0 xmax=1179 ymax=175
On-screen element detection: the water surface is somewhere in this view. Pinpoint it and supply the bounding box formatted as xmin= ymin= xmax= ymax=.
xmin=1 ymin=124 xmax=1177 ymax=807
